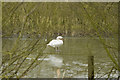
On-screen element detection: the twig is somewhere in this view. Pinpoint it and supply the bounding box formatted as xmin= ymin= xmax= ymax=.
xmin=11 ymin=39 xmax=40 ymax=77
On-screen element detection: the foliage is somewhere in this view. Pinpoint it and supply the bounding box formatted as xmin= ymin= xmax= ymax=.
xmin=2 ymin=2 xmax=118 ymax=37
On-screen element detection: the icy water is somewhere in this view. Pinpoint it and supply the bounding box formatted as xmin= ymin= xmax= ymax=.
xmin=2 ymin=37 xmax=118 ymax=78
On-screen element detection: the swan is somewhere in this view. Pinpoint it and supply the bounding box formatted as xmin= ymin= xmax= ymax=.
xmin=47 ymin=36 xmax=64 ymax=51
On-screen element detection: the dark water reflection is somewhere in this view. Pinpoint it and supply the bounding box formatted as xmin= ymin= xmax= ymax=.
xmin=2 ymin=37 xmax=117 ymax=78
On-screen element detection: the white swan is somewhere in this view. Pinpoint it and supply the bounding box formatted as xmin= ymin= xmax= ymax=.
xmin=47 ymin=36 xmax=64 ymax=51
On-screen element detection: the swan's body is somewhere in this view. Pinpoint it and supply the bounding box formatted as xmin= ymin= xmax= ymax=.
xmin=47 ymin=36 xmax=63 ymax=51
xmin=47 ymin=39 xmax=63 ymax=48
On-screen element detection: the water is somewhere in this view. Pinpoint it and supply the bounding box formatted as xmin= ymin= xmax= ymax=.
xmin=2 ymin=37 xmax=118 ymax=78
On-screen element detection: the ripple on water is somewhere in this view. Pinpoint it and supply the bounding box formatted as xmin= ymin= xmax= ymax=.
xmin=72 ymin=61 xmax=88 ymax=67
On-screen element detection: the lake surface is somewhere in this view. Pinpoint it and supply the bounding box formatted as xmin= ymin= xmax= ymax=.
xmin=2 ymin=37 xmax=118 ymax=78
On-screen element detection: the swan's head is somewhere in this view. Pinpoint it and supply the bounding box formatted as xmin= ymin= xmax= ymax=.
xmin=56 ymin=36 xmax=63 ymax=40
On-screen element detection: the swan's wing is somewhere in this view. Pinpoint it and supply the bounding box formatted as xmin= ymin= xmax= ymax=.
xmin=47 ymin=40 xmax=57 ymax=47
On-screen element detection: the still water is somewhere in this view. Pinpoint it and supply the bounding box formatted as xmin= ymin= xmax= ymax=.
xmin=2 ymin=37 xmax=118 ymax=78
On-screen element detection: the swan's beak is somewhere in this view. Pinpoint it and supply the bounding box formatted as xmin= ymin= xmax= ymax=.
xmin=59 ymin=38 xmax=64 ymax=41
xmin=61 ymin=38 xmax=64 ymax=41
